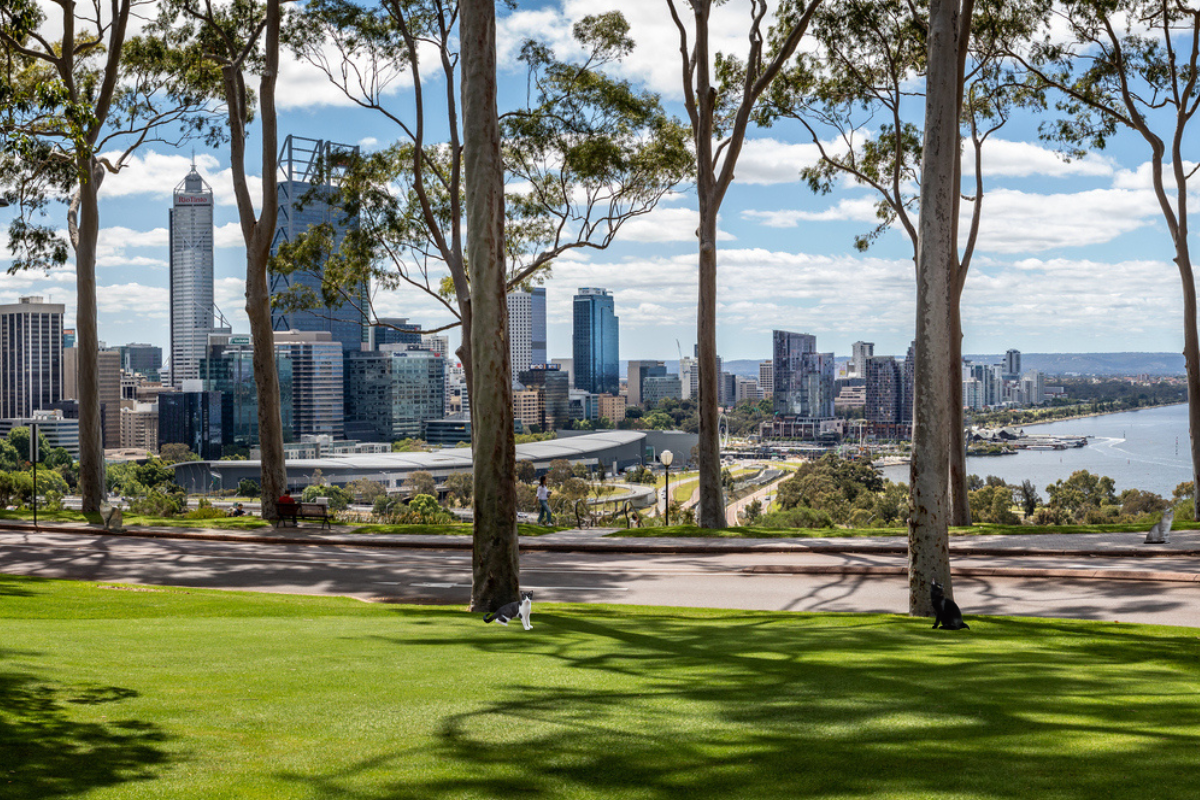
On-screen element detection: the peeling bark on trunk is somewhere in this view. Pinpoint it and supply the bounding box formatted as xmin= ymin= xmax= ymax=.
xmin=462 ymin=0 xmax=519 ymax=612
xmin=74 ymin=163 xmax=105 ymax=513
xmin=696 ymin=201 xmax=725 ymax=529
xmin=909 ymin=0 xmax=960 ymax=617
xmin=947 ymin=302 xmax=971 ymax=527
xmin=1179 ymin=253 xmax=1200 ymax=520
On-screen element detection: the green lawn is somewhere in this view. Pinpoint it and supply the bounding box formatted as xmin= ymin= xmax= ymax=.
xmin=3 ymin=573 xmax=1200 ymax=799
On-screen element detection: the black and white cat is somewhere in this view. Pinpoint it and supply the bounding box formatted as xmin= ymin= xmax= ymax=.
xmin=931 ymin=581 xmax=969 ymax=630
xmin=483 ymin=591 xmax=533 ymax=630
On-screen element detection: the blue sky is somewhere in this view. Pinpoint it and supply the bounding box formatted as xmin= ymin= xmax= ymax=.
xmin=2 ymin=0 xmax=1196 ymax=367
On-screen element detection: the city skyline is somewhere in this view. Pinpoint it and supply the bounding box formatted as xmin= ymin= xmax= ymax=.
xmin=0 ymin=1 xmax=1193 ymax=365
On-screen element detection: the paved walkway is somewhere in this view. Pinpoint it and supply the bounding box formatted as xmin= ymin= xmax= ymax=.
xmin=3 ymin=517 xmax=1200 ymax=559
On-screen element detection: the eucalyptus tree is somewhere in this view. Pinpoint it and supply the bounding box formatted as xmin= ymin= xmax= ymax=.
xmin=151 ymin=0 xmax=291 ymax=521
xmin=759 ymin=0 xmax=1027 ymax=529
xmin=284 ymin=1 xmax=690 ymax=383
xmin=665 ymin=0 xmax=823 ymax=529
xmin=0 ymin=0 xmax=219 ymax=512
xmin=285 ymin=0 xmax=689 ymax=608
xmin=1006 ymin=0 xmax=1200 ymax=520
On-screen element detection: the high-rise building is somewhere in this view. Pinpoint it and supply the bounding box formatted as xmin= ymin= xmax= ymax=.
xmin=371 ymin=318 xmax=421 ymax=350
xmin=200 ymin=332 xmax=296 ymax=449
xmin=0 ymin=296 xmax=63 ymax=419
xmin=98 ymin=349 xmax=122 ymax=448
xmin=851 ymin=341 xmax=874 ymax=377
xmin=759 ymin=360 xmax=773 ymax=398
xmin=864 ymin=356 xmax=902 ymax=424
xmin=507 ymin=287 xmax=546 ymax=378
xmin=902 ymin=341 xmax=916 ymax=427
xmin=120 ymin=343 xmax=163 ymax=380
xmin=62 ymin=328 xmax=75 ymax=349
xmin=270 ymin=136 xmax=367 ymax=354
xmin=573 ymin=288 xmax=619 ymax=395
xmin=772 ymin=330 xmax=834 ymax=418
xmin=517 ymin=365 xmax=570 ymax=432
xmin=159 ymin=386 xmax=223 ymax=460
xmin=169 ymin=165 xmax=215 ymax=387
xmin=1004 ymin=349 xmax=1022 ymax=378
xmin=345 ymin=346 xmax=445 ymax=441
xmin=421 ymin=333 xmax=450 ymax=357
xmin=626 ymin=360 xmax=667 ymax=406
xmin=679 ymin=356 xmax=696 ymax=401
xmin=643 ymin=375 xmax=683 ymax=407
xmin=120 ymin=402 xmax=159 ymax=452
xmin=273 ymin=330 xmax=344 ymax=438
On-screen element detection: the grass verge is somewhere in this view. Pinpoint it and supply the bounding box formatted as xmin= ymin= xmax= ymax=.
xmin=2 ymin=573 xmax=1199 ymax=799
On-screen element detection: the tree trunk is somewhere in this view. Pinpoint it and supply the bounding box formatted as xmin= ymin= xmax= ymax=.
xmin=462 ymin=0 xmax=519 ymax=612
xmin=1178 ymin=253 xmax=1200 ymax=521
xmin=908 ymin=0 xmax=960 ymax=616
xmin=695 ymin=208 xmax=725 ymax=529
xmin=74 ymin=161 xmax=105 ymax=513
xmin=242 ymin=0 xmax=286 ymax=521
xmin=947 ymin=300 xmax=971 ymax=526
xmin=247 ymin=246 xmax=286 ymax=520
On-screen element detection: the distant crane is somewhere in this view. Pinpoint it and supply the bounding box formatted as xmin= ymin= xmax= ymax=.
xmin=676 ymin=339 xmax=684 ymax=361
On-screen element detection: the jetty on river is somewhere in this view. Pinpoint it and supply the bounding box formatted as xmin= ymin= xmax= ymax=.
xmin=970 ymin=427 xmax=1089 ymax=451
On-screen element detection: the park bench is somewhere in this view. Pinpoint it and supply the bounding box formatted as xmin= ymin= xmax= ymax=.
xmin=276 ymin=500 xmax=331 ymax=530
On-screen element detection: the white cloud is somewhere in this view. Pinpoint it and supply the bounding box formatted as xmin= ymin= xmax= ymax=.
xmin=215 ymin=222 xmax=246 ymax=249
xmin=966 ymin=187 xmax=1156 ymax=253
xmin=733 ymin=138 xmax=831 ymax=185
xmin=743 ymin=197 xmax=883 ymax=227
xmin=100 ymin=151 xmax=263 ymax=210
xmin=978 ymin=139 xmax=1114 ymax=179
xmin=618 ymin=207 xmax=735 ymax=243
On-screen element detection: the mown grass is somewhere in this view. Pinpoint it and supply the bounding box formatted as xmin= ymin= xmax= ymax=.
xmin=3 ymin=573 xmax=1199 ymax=799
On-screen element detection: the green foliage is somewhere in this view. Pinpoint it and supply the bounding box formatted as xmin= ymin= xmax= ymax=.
xmin=1046 ymin=470 xmax=1117 ymax=521
xmin=183 ymin=499 xmax=230 ymax=520
xmin=444 ymin=472 xmax=472 ymax=506
xmin=127 ymin=490 xmax=185 ymax=517
xmin=774 ymin=453 xmax=898 ymax=527
xmin=106 ymin=459 xmax=182 ymax=497
xmin=7 ymin=426 xmax=49 ymax=463
xmin=1118 ymin=489 xmax=1168 ymax=519
xmin=546 ymin=459 xmax=573 ymax=486
xmin=755 ymin=506 xmax=836 ymax=529
xmin=346 ymin=478 xmax=387 ymax=504
xmin=403 ymin=471 xmax=437 ymax=498
xmin=301 ymin=484 xmax=352 ymax=511
xmin=391 ymin=438 xmax=429 ymax=452
xmin=237 ymin=478 xmax=261 ymax=498
xmin=0 ymin=439 xmax=20 ymax=472
xmin=969 ymin=484 xmax=1020 ymax=525
xmin=158 ymin=443 xmax=201 ymax=465
xmin=516 ymin=460 xmax=536 ymax=484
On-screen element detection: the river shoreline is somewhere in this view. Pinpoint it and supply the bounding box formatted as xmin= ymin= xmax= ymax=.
xmin=986 ymin=401 xmax=1187 ymax=430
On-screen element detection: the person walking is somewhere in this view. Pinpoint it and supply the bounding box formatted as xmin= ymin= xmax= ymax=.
xmin=537 ymin=475 xmax=553 ymax=525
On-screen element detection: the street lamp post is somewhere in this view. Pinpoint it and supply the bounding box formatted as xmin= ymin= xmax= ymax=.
xmin=660 ymin=449 xmax=673 ymax=527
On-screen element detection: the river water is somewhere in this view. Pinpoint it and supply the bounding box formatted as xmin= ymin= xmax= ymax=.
xmin=880 ymin=403 xmax=1193 ymax=497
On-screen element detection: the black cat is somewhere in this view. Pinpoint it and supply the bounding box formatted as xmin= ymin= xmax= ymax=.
xmin=931 ymin=581 xmax=969 ymax=630
xmin=483 ymin=591 xmax=532 ymax=630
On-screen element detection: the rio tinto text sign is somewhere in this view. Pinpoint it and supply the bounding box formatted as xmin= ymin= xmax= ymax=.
xmin=175 ymin=194 xmax=211 ymax=205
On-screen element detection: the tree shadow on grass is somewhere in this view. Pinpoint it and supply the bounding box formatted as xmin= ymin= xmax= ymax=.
xmin=0 ymin=649 xmax=173 ymax=800
xmin=279 ymin=610 xmax=1200 ymax=799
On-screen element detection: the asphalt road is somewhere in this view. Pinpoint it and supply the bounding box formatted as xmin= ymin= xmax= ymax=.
xmin=3 ymin=530 xmax=1200 ymax=627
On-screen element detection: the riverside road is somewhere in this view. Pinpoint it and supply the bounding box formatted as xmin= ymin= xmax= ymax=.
xmin=3 ymin=526 xmax=1200 ymax=627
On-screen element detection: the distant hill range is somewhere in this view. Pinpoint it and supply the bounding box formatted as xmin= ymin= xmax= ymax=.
xmin=622 ymin=353 xmax=1185 ymax=380
xmin=963 ymin=353 xmax=1184 ymax=376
